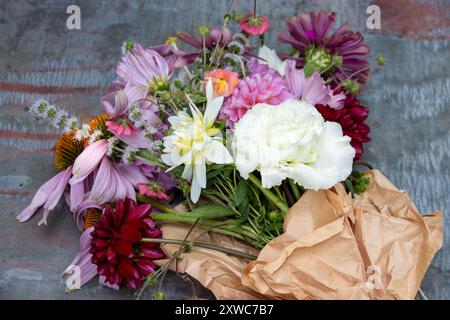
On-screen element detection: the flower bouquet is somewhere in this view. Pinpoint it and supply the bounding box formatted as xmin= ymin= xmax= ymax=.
xmin=17 ymin=6 xmax=442 ymax=299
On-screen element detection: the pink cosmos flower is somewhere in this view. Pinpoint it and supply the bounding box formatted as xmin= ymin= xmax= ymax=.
xmin=240 ymin=13 xmax=270 ymax=36
xmin=116 ymin=44 xmax=173 ymax=101
xmin=219 ymin=72 xmax=292 ymax=127
xmin=285 ymin=61 xmax=345 ymax=109
xmin=205 ymin=69 xmax=240 ymax=97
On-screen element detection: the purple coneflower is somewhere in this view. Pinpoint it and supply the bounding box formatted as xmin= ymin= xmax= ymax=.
xmin=279 ymin=10 xmax=370 ymax=87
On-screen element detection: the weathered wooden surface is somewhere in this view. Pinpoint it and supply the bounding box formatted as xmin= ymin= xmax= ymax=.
xmin=0 ymin=0 xmax=449 ymax=299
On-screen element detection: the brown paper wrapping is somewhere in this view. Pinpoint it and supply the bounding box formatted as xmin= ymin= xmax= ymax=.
xmin=156 ymin=170 xmax=443 ymax=300
xmin=155 ymin=222 xmax=264 ymax=299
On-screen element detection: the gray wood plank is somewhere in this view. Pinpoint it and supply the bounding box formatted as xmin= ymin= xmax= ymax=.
xmin=0 ymin=0 xmax=449 ymax=299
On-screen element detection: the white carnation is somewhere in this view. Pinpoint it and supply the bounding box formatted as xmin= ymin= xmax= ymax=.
xmin=231 ymin=99 xmax=355 ymax=190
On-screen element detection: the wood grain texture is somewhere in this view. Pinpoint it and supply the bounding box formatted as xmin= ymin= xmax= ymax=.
xmin=0 ymin=0 xmax=449 ymax=299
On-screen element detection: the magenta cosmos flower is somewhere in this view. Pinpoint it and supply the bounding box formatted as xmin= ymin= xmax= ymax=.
xmin=90 ymin=199 xmax=165 ymax=289
xmin=279 ymin=11 xmax=370 ymax=87
xmin=240 ymin=12 xmax=270 ymax=36
xmin=219 ymin=71 xmax=292 ymax=127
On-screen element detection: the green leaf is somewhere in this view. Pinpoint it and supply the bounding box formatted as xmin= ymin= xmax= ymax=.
xmin=188 ymin=204 xmax=236 ymax=219
xmin=206 ymin=164 xmax=226 ymax=179
xmin=303 ymin=62 xmax=318 ymax=77
xmin=237 ymin=199 xmax=249 ymax=223
xmin=234 ymin=180 xmax=247 ymax=207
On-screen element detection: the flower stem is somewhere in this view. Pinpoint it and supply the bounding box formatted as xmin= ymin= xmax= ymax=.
xmin=151 ymin=213 xmax=258 ymax=242
xmin=247 ymin=173 xmax=289 ymax=213
xmin=288 ymin=178 xmax=301 ymax=200
xmin=136 ymin=193 xmax=178 ymax=214
xmin=141 ymin=237 xmax=257 ymax=260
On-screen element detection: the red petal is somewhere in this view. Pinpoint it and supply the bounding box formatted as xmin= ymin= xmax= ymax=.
xmin=114 ymin=240 xmax=133 ymax=256
xmin=118 ymin=256 xmax=134 ymax=278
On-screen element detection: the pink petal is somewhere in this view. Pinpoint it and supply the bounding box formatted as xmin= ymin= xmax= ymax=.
xmin=38 ymin=166 xmax=72 ymax=226
xmin=117 ymin=129 xmax=152 ymax=149
xmin=89 ymin=157 xmax=117 ymax=204
xmin=70 ymin=140 xmax=108 ymax=184
xmin=70 ymin=181 xmax=84 ymax=213
xmin=62 ymin=227 xmax=97 ymax=290
xmin=17 ymin=166 xmax=72 ymax=224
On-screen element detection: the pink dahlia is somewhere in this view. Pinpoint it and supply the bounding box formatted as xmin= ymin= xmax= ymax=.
xmin=316 ymin=93 xmax=371 ymax=160
xmin=90 ymin=198 xmax=165 ymax=289
xmin=240 ymin=13 xmax=270 ymax=36
xmin=279 ymin=11 xmax=370 ymax=87
xmin=219 ymin=72 xmax=292 ymax=127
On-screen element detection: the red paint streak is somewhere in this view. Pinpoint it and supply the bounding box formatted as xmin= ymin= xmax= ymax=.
xmin=18 ymin=147 xmax=54 ymax=155
xmin=25 ymin=65 xmax=114 ymax=73
xmin=0 ymin=190 xmax=34 ymax=196
xmin=0 ymin=130 xmax=58 ymax=140
xmin=13 ymin=263 xmax=50 ymax=269
xmin=0 ymin=82 xmax=103 ymax=94
xmin=375 ymin=0 xmax=450 ymax=40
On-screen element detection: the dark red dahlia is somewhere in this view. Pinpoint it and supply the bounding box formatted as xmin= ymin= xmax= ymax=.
xmin=278 ymin=10 xmax=370 ymax=87
xmin=89 ymin=198 xmax=165 ymax=289
xmin=316 ymin=94 xmax=371 ymax=160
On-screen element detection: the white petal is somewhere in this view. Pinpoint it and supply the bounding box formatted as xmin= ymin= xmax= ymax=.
xmin=259 ymin=167 xmax=286 ymax=188
xmin=204 ymin=79 xmax=224 ymax=125
xmin=286 ymin=122 xmax=355 ymax=189
xmin=258 ymin=45 xmax=286 ymax=76
xmin=312 ymin=122 xmax=355 ymax=181
xmin=204 ymin=140 xmax=233 ymax=164
xmin=204 ymin=96 xmax=224 ymax=126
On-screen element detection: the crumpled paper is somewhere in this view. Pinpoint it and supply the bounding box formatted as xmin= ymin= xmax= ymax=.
xmin=156 ymin=170 xmax=443 ymax=300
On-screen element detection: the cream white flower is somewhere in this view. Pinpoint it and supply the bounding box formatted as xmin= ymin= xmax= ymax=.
xmin=258 ymin=45 xmax=287 ymax=76
xmin=162 ymin=80 xmax=233 ymax=203
xmin=232 ymin=99 xmax=355 ymax=190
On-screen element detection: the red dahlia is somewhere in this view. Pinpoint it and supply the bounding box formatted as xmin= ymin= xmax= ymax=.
xmin=89 ymin=198 xmax=165 ymax=289
xmin=316 ymin=94 xmax=371 ymax=160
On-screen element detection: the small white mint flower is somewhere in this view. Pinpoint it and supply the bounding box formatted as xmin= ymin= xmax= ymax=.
xmin=161 ymin=80 xmax=233 ymax=203
xmin=74 ymin=124 xmax=91 ymax=141
xmin=88 ymin=130 xmax=102 ymax=145
xmin=64 ymin=116 xmax=78 ymax=132
xmin=106 ymin=137 xmax=118 ymax=157
xmin=121 ymin=145 xmax=139 ymax=164
xmin=50 ymin=109 xmax=68 ymax=128
xmin=258 ymin=45 xmax=287 ymax=76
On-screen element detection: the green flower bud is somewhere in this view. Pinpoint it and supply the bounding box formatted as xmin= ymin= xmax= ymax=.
xmin=152 ymin=291 xmax=166 ymax=300
xmin=196 ymin=24 xmax=210 ymax=36
xmin=375 ymin=54 xmax=385 ymax=66
xmin=341 ymin=79 xmax=361 ymax=95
